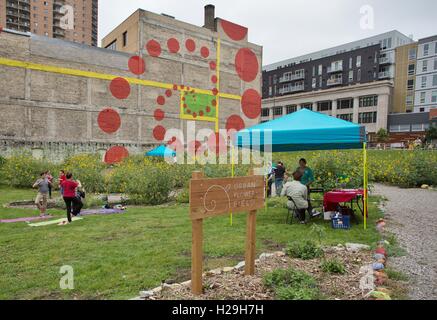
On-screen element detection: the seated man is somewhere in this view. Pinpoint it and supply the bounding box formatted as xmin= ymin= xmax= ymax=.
xmin=281 ymin=171 xmax=308 ymax=223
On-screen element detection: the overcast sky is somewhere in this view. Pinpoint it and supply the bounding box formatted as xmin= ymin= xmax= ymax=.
xmin=99 ymin=0 xmax=437 ymax=66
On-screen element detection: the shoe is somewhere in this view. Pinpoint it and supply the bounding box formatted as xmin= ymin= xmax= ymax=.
xmin=311 ymin=210 xmax=322 ymax=218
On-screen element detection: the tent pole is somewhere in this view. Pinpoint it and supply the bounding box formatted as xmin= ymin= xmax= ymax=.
xmin=230 ymin=144 xmax=235 ymax=226
xmin=363 ymin=142 xmax=368 ymax=230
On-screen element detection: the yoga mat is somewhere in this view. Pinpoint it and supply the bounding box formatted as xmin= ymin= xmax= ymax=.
xmin=29 ymin=217 xmax=83 ymax=227
xmin=0 ymin=215 xmax=53 ymax=224
xmin=80 ymin=209 xmax=125 ymax=216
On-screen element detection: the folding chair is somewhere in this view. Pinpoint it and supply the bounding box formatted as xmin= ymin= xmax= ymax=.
xmin=286 ymin=196 xmax=306 ymax=224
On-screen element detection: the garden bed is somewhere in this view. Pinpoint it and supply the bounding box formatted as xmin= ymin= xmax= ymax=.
xmin=140 ymin=247 xmax=375 ymax=301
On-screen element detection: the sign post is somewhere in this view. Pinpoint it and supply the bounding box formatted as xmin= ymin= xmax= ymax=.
xmin=189 ymin=169 xmax=265 ymax=295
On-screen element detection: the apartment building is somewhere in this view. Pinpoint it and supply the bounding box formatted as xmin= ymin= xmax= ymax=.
xmin=414 ymin=35 xmax=437 ymax=113
xmin=261 ymin=31 xmax=413 ymax=139
xmin=0 ymin=0 xmax=98 ymax=46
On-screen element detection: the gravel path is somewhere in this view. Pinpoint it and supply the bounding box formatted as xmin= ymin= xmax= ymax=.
xmin=373 ymin=184 xmax=437 ymax=300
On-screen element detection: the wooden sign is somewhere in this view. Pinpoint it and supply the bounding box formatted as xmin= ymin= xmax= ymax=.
xmin=189 ymin=175 xmax=265 ymax=220
xmin=189 ymin=170 xmax=265 ymax=295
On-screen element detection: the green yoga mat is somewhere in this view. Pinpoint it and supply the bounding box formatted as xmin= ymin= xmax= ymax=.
xmin=28 ymin=217 xmax=83 ymax=227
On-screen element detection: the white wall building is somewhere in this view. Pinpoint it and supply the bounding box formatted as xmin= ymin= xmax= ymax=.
xmin=414 ymin=35 xmax=437 ymax=113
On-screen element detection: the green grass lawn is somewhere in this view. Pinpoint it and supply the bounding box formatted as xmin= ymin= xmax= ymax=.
xmin=0 ymin=186 xmax=383 ymax=300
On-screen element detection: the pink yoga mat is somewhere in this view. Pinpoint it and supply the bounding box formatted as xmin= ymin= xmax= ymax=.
xmin=0 ymin=215 xmax=53 ymax=223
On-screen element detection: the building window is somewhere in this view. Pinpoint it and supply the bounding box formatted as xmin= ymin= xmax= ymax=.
xmin=105 ymin=40 xmax=117 ymax=51
xmin=312 ymin=66 xmax=316 ymax=77
xmin=302 ymin=104 xmax=313 ymax=110
xmin=348 ymin=70 xmax=353 ymax=82
xmin=406 ymin=95 xmax=414 ymax=106
xmin=412 ymin=124 xmax=429 ymax=132
xmin=420 ymin=92 xmax=426 ymax=104
xmin=356 ymin=56 xmax=361 ymax=68
xmin=390 ymin=124 xmax=411 ymax=132
xmin=433 ymin=74 xmax=437 ymax=86
xmin=424 ymin=44 xmax=429 ymax=56
xmin=317 ymin=101 xmax=332 ymax=112
xmin=338 ymin=98 xmax=354 ymax=109
xmin=408 ymin=64 xmax=415 ymax=76
xmin=432 ymin=90 xmax=437 ymax=103
xmin=434 ymin=58 xmax=437 ymax=71
xmin=312 ymin=78 xmax=317 ymax=89
xmin=359 ymin=95 xmax=378 ymax=107
xmin=408 ymin=48 xmax=416 ymax=60
xmin=286 ymin=105 xmax=297 ymax=114
xmin=407 ymin=79 xmax=414 ymax=91
xmin=122 ymin=31 xmax=128 ymax=47
xmin=423 ymin=60 xmax=428 ymax=72
xmin=261 ymin=108 xmax=270 ymax=117
xmin=318 ymin=65 xmax=322 ymax=75
xmin=421 ymin=76 xmax=427 ymax=88
xmin=358 ymin=112 xmax=377 ymax=124
xmin=269 ymin=86 xmax=273 ymax=96
xmin=357 ymin=69 xmax=361 ymax=82
xmin=337 ymin=113 xmax=353 ymax=122
xmin=349 ymin=57 xmax=353 ymax=69
xmin=273 ymin=107 xmax=283 ymax=116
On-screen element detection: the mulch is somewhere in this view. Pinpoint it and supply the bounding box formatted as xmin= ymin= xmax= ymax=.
xmin=147 ymin=248 xmax=373 ymax=300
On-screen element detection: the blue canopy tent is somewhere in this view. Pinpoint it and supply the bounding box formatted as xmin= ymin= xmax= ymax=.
xmin=235 ymin=109 xmax=369 ymax=229
xmin=145 ymin=145 xmax=176 ymax=158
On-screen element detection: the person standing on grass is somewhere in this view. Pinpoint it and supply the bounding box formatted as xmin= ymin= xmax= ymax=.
xmin=297 ymin=158 xmax=320 ymax=218
xmin=274 ymin=161 xmax=286 ymax=196
xmin=32 ymin=172 xmax=51 ymax=217
xmin=60 ymin=172 xmax=79 ymax=224
xmin=45 ymin=170 xmax=53 ymax=199
xmin=59 ymin=170 xmax=66 ymax=196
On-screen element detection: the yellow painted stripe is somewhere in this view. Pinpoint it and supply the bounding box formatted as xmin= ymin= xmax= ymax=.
xmin=180 ymin=114 xmax=217 ymax=123
xmin=0 ymin=57 xmax=241 ymax=101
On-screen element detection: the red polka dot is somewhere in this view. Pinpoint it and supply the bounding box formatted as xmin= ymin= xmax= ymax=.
xmin=183 ymin=103 xmax=187 ymax=109
xmin=201 ymin=46 xmax=210 ymax=58
xmin=167 ymin=38 xmax=180 ymax=53
xmin=206 ymin=106 xmax=211 ymax=113
xmin=165 ymin=89 xmax=172 ymax=97
xmin=180 ymin=85 xmax=185 ymax=90
xmin=110 ymin=77 xmax=131 ymax=100
xmin=168 ymin=138 xmax=183 ymax=151
xmin=235 ymin=48 xmax=259 ymax=83
xmin=188 ymin=140 xmax=202 ymax=155
xmin=157 ymin=96 xmax=165 ymax=106
xmin=173 ymin=84 xmax=178 ymax=91
xmin=211 ymin=75 xmax=218 ymax=84
xmin=199 ymin=111 xmax=204 ymax=117
xmin=185 ymin=39 xmax=196 ymax=52
xmin=186 ymin=109 xmax=191 ymax=114
xmin=220 ymin=20 xmax=248 ymax=41
xmin=154 ymin=109 xmax=165 ymax=121
xmin=208 ymin=132 xmax=227 ymax=155
xmin=128 ymin=56 xmax=145 ymax=75
xmin=146 ymin=40 xmax=161 ymax=57
xmin=98 ymin=108 xmax=121 ymax=134
xmin=209 ymin=61 xmax=217 ymax=70
xmin=212 ymin=88 xmax=219 ymax=96
xmin=104 ymin=146 xmax=129 ymax=164
xmin=226 ymin=115 xmax=246 ymax=132
xmin=193 ymin=112 xmax=197 ymax=118
xmin=153 ymin=125 xmax=166 ymax=141
xmin=241 ymin=89 xmax=262 ymax=119
xmin=212 ymin=99 xmax=217 ymax=107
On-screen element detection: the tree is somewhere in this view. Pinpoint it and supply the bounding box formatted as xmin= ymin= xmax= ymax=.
xmin=426 ymin=125 xmax=437 ymax=143
xmin=376 ymin=129 xmax=389 ymax=143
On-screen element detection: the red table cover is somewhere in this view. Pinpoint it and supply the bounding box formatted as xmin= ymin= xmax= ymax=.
xmin=324 ymin=189 xmax=365 ymax=212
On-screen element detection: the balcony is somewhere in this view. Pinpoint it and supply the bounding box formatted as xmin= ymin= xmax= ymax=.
xmin=279 ymin=84 xmax=305 ymax=94
xmin=379 ymin=56 xmax=394 ymax=65
xmin=327 ymin=65 xmax=343 ymax=73
xmin=378 ymin=71 xmax=393 ymax=79
xmin=279 ymin=72 xmax=305 ymax=83
xmin=327 ymin=77 xmax=343 ymax=86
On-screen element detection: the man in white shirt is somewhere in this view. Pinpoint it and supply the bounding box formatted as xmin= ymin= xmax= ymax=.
xmin=281 ymin=171 xmax=308 ymax=223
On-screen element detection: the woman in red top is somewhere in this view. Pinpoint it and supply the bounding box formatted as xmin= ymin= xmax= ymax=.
xmin=61 ymin=172 xmax=79 ymax=223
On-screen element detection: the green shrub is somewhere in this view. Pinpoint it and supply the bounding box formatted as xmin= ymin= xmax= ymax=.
xmin=263 ymin=268 xmax=320 ymax=300
xmin=320 ymin=259 xmax=346 ymax=274
xmin=62 ymin=154 xmax=106 ymax=193
xmin=175 ymin=187 xmax=189 ymax=204
xmin=0 ymin=151 xmax=56 ymax=188
xmin=286 ymin=240 xmax=324 ymax=260
xmin=385 ymin=268 xmax=408 ymax=281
